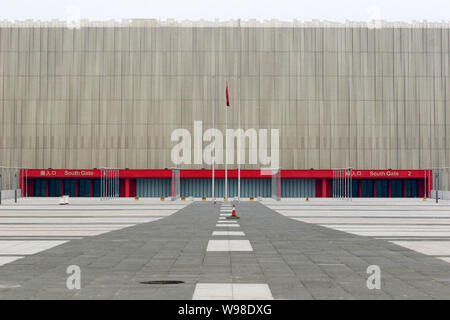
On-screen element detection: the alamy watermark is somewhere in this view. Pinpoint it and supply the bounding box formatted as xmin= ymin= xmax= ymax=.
xmin=366 ymin=265 xmax=381 ymax=290
xmin=171 ymin=121 xmax=279 ymax=171
xmin=66 ymin=265 xmax=81 ymax=290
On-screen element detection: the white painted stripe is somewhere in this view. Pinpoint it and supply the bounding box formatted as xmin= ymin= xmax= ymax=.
xmin=0 ymin=217 xmax=160 ymax=223
xmin=0 ymin=224 xmax=135 ymax=229
xmin=321 ymin=225 xmax=450 ymax=229
xmin=328 ymin=231 xmax=450 ymax=237
xmin=0 ymin=240 xmax=67 ymax=255
xmin=206 ymin=240 xmax=253 ymax=252
xmin=216 ymin=224 xmax=240 ymax=227
xmin=390 ymin=241 xmax=450 ymax=256
xmin=193 ymin=283 xmax=273 ymax=300
xmin=0 ymin=256 xmax=24 ymax=266
xmin=294 ymin=218 xmax=450 ymax=225
xmin=0 ymin=231 xmax=126 ymax=236
xmin=0 ymin=211 xmax=180 ymax=217
xmin=212 ymin=231 xmax=245 ymax=236
xmin=217 ymin=221 xmax=238 ymax=224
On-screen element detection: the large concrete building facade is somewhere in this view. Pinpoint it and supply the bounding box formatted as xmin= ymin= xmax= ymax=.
xmin=0 ymin=20 xmax=449 ymax=197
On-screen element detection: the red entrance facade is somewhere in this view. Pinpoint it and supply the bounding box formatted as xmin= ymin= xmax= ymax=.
xmin=20 ymin=169 xmax=432 ymax=198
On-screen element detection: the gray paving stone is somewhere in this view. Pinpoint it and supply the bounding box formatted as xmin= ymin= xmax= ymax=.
xmin=0 ymin=201 xmax=450 ymax=299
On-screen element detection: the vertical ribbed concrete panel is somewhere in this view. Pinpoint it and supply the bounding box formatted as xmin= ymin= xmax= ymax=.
xmin=0 ymin=20 xmax=449 ymax=186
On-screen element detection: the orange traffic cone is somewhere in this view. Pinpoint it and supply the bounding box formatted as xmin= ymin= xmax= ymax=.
xmin=226 ymin=204 xmax=240 ymax=219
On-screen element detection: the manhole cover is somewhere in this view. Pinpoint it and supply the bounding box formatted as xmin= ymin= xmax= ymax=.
xmin=140 ymin=280 xmax=184 ymax=285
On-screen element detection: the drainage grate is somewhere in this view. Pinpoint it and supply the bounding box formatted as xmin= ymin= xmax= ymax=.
xmin=140 ymin=280 xmax=184 ymax=285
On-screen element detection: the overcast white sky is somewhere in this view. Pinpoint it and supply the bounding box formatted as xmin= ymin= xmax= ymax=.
xmin=1 ymin=0 xmax=449 ymax=22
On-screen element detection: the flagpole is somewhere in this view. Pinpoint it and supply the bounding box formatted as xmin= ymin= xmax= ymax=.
xmin=225 ymin=95 xmax=228 ymax=201
xmin=212 ymin=76 xmax=215 ymax=201
xmin=238 ymin=19 xmax=241 ymax=203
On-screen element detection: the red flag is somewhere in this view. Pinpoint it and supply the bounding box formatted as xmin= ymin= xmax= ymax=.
xmin=226 ymin=81 xmax=230 ymax=107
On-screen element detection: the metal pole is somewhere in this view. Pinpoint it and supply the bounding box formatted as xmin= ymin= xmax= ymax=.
xmin=344 ymin=169 xmax=347 ymax=200
xmin=332 ymin=170 xmax=334 ymax=198
xmin=348 ymin=169 xmax=350 ymax=201
xmin=212 ymin=77 xmax=215 ymax=201
xmin=334 ymin=170 xmax=336 ymax=198
xmin=225 ymin=100 xmax=228 ymax=201
xmin=350 ymin=168 xmax=353 ymax=202
xmin=25 ymin=168 xmax=28 ymax=198
xmin=338 ymin=170 xmax=340 ymax=199
xmin=0 ymin=171 xmax=2 ymax=205
xmin=102 ymin=169 xmax=104 ymax=200
xmin=337 ymin=170 xmax=341 ymax=199
xmin=345 ymin=169 xmax=347 ymax=201
xmin=14 ymin=171 xmax=17 ymax=203
xmin=108 ymin=169 xmax=110 ymax=199
xmin=435 ymin=170 xmax=439 ymax=204
xmin=100 ymin=169 xmax=103 ymax=200
xmin=238 ymin=22 xmax=241 ymax=203
xmin=346 ymin=169 xmax=348 ymax=201
xmin=424 ymin=169 xmax=426 ymax=199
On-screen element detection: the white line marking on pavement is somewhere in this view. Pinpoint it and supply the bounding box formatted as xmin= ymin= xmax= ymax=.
xmin=0 ymin=201 xmax=189 ymax=267
xmin=0 ymin=240 xmax=67 ymax=255
xmin=216 ymin=224 xmax=240 ymax=227
xmin=212 ymin=231 xmax=245 ymax=236
xmin=0 ymin=256 xmax=24 ymax=266
xmin=267 ymin=202 xmax=450 ymax=261
xmin=390 ymin=241 xmax=450 ymax=256
xmin=206 ymin=240 xmax=253 ymax=252
xmin=193 ymin=283 xmax=273 ymax=300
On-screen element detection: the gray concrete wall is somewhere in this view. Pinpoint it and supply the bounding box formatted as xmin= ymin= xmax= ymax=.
xmin=0 ymin=20 xmax=449 ymax=173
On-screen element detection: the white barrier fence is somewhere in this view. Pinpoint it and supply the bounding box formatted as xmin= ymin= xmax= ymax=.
xmin=430 ymin=190 xmax=450 ymax=200
xmin=1 ymin=189 xmax=22 ymax=201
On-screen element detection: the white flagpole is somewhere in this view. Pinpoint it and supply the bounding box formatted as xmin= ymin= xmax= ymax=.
xmin=212 ymin=77 xmax=215 ymax=201
xmin=238 ymin=84 xmax=241 ymax=202
xmin=238 ymin=20 xmax=241 ymax=202
xmin=225 ymin=96 xmax=228 ymax=201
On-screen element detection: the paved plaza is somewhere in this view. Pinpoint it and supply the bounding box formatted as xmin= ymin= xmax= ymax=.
xmin=0 ymin=198 xmax=449 ymax=299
